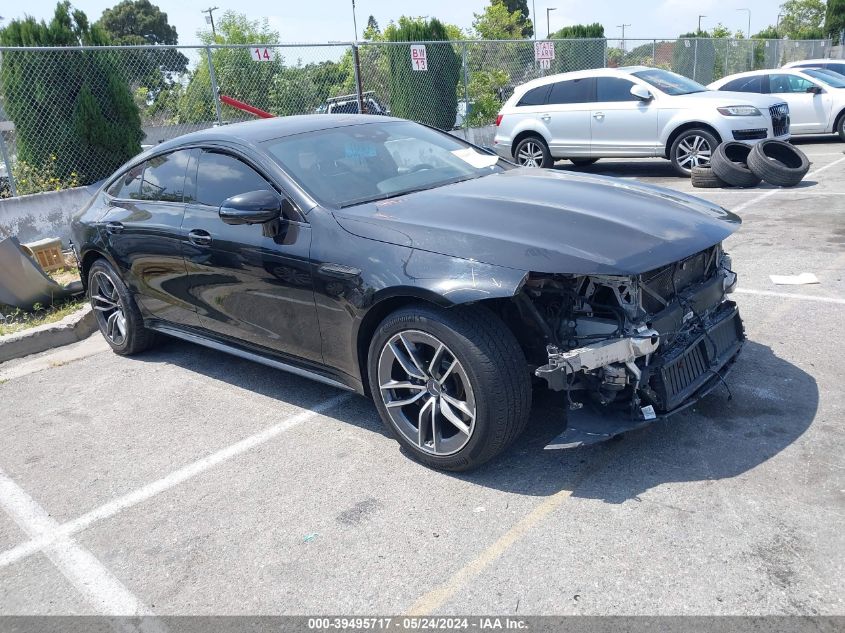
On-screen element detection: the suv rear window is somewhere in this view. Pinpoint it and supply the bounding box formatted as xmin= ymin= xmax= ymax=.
xmin=516 ymin=85 xmax=551 ymax=106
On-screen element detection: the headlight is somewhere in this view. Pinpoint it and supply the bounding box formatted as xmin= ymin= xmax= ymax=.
xmin=717 ymin=105 xmax=762 ymax=116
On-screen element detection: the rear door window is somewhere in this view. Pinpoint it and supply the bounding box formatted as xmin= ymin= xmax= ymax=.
xmin=138 ymin=150 xmax=192 ymax=202
xmin=547 ymin=78 xmax=594 ymax=105
xmin=768 ymin=74 xmax=816 ymax=94
xmin=721 ymin=75 xmax=763 ymax=93
xmin=107 ymin=164 xmax=143 ymax=199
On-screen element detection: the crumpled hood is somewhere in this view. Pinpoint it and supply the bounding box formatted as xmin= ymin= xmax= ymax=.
xmin=333 ymin=168 xmax=741 ymax=275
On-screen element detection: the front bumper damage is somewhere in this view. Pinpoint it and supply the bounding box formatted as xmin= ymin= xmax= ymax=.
xmin=528 ymin=247 xmax=745 ymax=449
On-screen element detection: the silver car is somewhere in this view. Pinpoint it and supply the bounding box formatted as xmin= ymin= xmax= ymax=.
xmin=493 ymin=66 xmax=790 ymax=176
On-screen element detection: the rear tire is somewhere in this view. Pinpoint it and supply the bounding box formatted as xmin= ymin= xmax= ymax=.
xmin=747 ymin=140 xmax=810 ymax=187
xmin=711 ymin=142 xmax=762 ymax=188
xmin=669 ymin=128 xmax=719 ymax=176
xmin=837 ymin=113 xmax=845 ymax=142
xmin=368 ymin=305 xmax=531 ymax=471
xmin=88 ymin=259 xmax=156 ymax=356
xmin=513 ymin=136 xmax=553 ymax=168
xmin=569 ymin=158 xmax=599 ymax=167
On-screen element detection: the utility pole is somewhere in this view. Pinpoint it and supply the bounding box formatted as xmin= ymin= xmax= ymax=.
xmin=698 ymin=14 xmax=706 ymax=34
xmin=352 ymin=0 xmax=359 ymax=41
xmin=737 ymin=8 xmax=751 ymax=39
xmin=201 ymin=7 xmax=218 ymax=37
xmin=547 ymin=7 xmax=556 ymax=39
xmin=532 ymin=0 xmax=537 ymax=40
xmin=618 ymin=24 xmax=631 ymax=52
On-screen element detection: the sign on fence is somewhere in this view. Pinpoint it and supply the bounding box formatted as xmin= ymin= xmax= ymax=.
xmin=251 ymin=47 xmax=272 ymax=62
xmin=410 ymin=44 xmax=428 ymax=71
xmin=534 ymin=41 xmax=555 ymax=70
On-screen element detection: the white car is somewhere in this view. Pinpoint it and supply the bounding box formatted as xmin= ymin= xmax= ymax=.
xmin=783 ymin=58 xmax=845 ymax=77
xmin=493 ymin=66 xmax=790 ymax=176
xmin=709 ymin=68 xmax=845 ymax=141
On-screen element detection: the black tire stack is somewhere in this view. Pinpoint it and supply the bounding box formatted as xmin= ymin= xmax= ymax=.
xmin=693 ymin=140 xmax=810 ymax=189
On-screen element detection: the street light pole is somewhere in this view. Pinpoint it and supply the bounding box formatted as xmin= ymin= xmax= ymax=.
xmin=737 ymin=8 xmax=751 ymax=38
xmin=532 ymin=0 xmax=537 ymax=40
xmin=351 ymin=0 xmax=359 ymax=41
xmin=618 ymin=24 xmax=631 ymax=52
xmin=547 ymin=7 xmax=556 ymax=39
xmin=698 ymin=14 xmax=706 ymax=34
xmin=201 ymin=7 xmax=218 ymax=37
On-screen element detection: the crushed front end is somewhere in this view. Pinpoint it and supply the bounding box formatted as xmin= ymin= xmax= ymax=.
xmin=516 ymin=243 xmax=744 ymax=448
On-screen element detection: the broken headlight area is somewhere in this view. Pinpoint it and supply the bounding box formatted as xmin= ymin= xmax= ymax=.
xmin=515 ymin=244 xmax=744 ymax=444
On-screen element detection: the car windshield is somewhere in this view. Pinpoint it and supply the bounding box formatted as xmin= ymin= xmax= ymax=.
xmin=802 ymin=68 xmax=845 ymax=88
xmin=264 ymin=121 xmax=503 ymax=208
xmin=631 ymin=69 xmax=708 ymax=95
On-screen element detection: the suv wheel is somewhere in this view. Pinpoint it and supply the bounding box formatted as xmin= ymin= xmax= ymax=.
xmin=88 ymin=259 xmax=156 ymax=355
xmin=837 ymin=114 xmax=845 ymax=142
xmin=669 ymin=128 xmax=718 ymax=176
xmin=368 ymin=305 xmax=531 ymax=471
xmin=514 ymin=136 xmax=552 ymax=168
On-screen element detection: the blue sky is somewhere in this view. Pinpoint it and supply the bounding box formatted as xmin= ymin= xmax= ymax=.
xmin=1 ymin=0 xmax=788 ymax=46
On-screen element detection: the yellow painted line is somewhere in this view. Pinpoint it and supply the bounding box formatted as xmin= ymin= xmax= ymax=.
xmin=407 ymin=448 xmax=617 ymax=615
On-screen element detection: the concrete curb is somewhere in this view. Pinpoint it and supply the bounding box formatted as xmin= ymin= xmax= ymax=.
xmin=0 ymin=304 xmax=97 ymax=363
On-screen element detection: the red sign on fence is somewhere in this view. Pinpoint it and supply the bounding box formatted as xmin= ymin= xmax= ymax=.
xmin=410 ymin=44 xmax=428 ymax=71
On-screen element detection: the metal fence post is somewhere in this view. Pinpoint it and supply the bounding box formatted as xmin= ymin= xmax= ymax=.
xmin=352 ymin=44 xmax=365 ymax=114
xmin=652 ymin=39 xmax=656 ymax=65
xmin=205 ymin=46 xmax=223 ymax=125
xmin=841 ymin=31 xmax=845 ymax=57
xmin=0 ymin=132 xmax=17 ymax=197
xmin=461 ymin=42 xmax=470 ymax=134
xmin=693 ymin=39 xmax=698 ymax=82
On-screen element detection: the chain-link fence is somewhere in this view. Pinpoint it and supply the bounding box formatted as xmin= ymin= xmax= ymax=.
xmin=0 ymin=36 xmax=835 ymax=199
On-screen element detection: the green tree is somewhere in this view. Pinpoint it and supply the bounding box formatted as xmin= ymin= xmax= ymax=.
xmin=492 ymin=0 xmax=532 ymax=37
xmin=96 ymin=0 xmax=188 ymax=121
xmin=384 ymin=17 xmax=460 ymax=130
xmin=473 ymin=2 xmax=526 ymax=39
xmin=826 ymin=0 xmax=845 ymax=40
xmin=778 ymin=0 xmax=827 ymax=39
xmin=178 ymin=12 xmax=282 ymax=123
xmin=0 ymin=2 xmax=143 ymax=186
xmin=548 ymin=23 xmax=606 ymax=73
xmin=364 ymin=15 xmax=381 ymax=40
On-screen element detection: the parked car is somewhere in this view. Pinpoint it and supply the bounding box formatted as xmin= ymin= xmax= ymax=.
xmin=71 ymin=115 xmax=744 ymax=471
xmin=317 ymin=91 xmax=389 ymax=115
xmin=709 ymin=68 xmax=845 ymax=141
xmin=493 ymin=66 xmax=790 ymax=176
xmin=783 ymin=58 xmax=845 ymax=77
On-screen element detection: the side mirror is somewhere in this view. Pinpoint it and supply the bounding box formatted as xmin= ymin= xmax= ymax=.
xmin=630 ymin=85 xmax=653 ymax=101
xmin=219 ymin=190 xmax=282 ymax=225
xmin=807 ymin=85 xmax=823 ymax=94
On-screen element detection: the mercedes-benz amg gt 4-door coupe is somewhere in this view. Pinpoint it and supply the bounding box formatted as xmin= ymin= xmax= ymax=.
xmin=73 ymin=115 xmax=745 ymax=471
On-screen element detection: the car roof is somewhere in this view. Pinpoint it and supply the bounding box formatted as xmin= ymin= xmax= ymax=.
xmin=784 ymin=58 xmax=834 ymax=66
xmin=152 ymin=114 xmax=402 ymax=153
xmin=712 ymin=68 xmax=805 ymax=83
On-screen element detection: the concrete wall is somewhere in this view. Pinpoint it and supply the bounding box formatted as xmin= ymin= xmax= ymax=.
xmin=0 ymin=184 xmax=100 ymax=247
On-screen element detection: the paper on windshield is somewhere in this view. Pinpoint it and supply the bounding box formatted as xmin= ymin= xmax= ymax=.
xmin=451 ymin=148 xmax=498 ymax=169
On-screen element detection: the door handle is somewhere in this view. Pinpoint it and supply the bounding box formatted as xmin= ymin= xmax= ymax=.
xmin=540 ymin=113 xmax=551 ymax=121
xmin=593 ymin=112 xmax=605 ymax=119
xmin=105 ymin=221 xmax=124 ymax=234
xmin=188 ymin=229 xmax=212 ymax=247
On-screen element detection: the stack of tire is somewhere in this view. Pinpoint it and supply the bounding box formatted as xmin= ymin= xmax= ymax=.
xmin=691 ymin=140 xmax=810 ymax=189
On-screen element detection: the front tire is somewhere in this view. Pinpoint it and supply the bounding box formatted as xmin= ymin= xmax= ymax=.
xmin=836 ymin=114 xmax=845 ymax=142
xmin=368 ymin=305 xmax=531 ymax=471
xmin=88 ymin=259 xmax=155 ymax=356
xmin=669 ymin=128 xmax=718 ymax=176
xmin=513 ymin=136 xmax=552 ymax=168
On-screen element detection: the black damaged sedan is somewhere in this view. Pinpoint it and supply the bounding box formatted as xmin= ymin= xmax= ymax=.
xmin=71 ymin=115 xmax=744 ymax=471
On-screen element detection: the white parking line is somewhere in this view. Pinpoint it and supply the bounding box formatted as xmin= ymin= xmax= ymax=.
xmin=0 ymin=467 xmax=150 ymax=616
xmin=0 ymin=392 xmax=353 ymax=570
xmin=732 ymin=156 xmax=845 ymax=214
xmin=734 ymin=287 xmax=845 ymax=305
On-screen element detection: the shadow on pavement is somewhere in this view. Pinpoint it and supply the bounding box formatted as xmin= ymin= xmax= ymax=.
xmin=136 ymin=337 xmax=816 ymax=504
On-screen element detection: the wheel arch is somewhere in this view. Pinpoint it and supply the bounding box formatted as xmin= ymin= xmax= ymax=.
xmin=833 ymin=106 xmax=845 ymax=134
xmin=511 ymin=129 xmax=550 ymax=158
xmin=664 ymin=122 xmax=723 ymax=159
xmin=79 ymin=248 xmax=115 ymax=291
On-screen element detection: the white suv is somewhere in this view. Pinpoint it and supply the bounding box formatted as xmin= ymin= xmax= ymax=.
xmin=709 ymin=68 xmax=845 ymax=141
xmin=493 ymin=66 xmax=790 ymax=175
